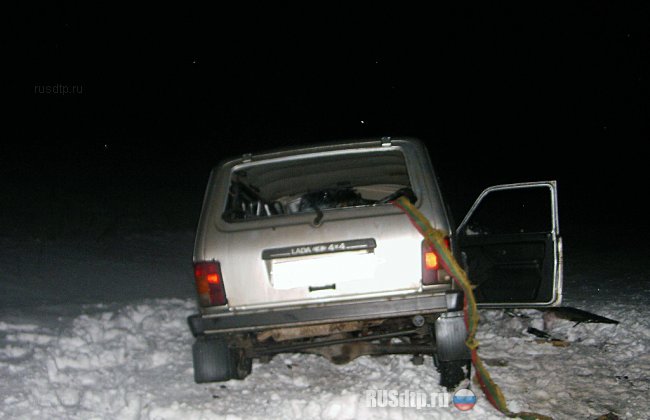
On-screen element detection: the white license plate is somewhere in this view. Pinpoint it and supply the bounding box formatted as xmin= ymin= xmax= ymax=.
xmin=270 ymin=250 xmax=377 ymax=290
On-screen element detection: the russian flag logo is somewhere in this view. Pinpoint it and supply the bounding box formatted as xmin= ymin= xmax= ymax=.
xmin=453 ymin=388 xmax=477 ymax=411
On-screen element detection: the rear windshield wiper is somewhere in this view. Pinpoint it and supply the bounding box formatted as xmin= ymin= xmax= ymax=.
xmin=304 ymin=196 xmax=324 ymax=227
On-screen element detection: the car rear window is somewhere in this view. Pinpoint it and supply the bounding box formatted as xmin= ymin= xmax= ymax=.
xmin=222 ymin=150 xmax=412 ymax=222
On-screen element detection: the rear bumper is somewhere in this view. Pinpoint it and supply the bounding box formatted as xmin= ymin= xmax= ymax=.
xmin=188 ymin=291 xmax=463 ymax=336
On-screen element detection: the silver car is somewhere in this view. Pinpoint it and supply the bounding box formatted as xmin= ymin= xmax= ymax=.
xmin=187 ymin=137 xmax=562 ymax=388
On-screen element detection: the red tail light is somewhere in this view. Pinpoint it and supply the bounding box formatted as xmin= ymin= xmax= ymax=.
xmin=424 ymin=250 xmax=439 ymax=270
xmin=421 ymin=237 xmax=451 ymax=285
xmin=194 ymin=261 xmax=227 ymax=306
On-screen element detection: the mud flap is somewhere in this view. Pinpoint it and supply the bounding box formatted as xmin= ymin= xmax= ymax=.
xmin=192 ymin=337 xmax=233 ymax=383
xmin=434 ymin=311 xmax=471 ymax=389
xmin=435 ymin=311 xmax=470 ymax=362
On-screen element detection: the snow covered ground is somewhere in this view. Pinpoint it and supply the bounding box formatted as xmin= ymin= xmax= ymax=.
xmin=1 ymin=226 xmax=649 ymax=419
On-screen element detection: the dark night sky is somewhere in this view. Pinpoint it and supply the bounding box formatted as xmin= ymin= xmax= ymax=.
xmin=4 ymin=3 xmax=650 ymax=238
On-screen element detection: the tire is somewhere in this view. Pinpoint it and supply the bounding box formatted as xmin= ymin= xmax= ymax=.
xmin=437 ymin=359 xmax=470 ymax=390
xmin=230 ymin=348 xmax=253 ymax=380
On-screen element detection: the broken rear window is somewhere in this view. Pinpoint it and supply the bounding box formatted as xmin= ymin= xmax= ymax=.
xmin=222 ymin=150 xmax=413 ymax=222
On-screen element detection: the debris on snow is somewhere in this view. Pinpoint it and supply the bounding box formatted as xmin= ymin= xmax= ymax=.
xmin=544 ymin=307 xmax=620 ymax=326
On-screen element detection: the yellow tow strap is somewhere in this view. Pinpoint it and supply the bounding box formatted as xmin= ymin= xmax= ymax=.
xmin=393 ymin=196 xmax=552 ymax=420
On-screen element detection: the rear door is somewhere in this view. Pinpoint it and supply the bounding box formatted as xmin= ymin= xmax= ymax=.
xmin=209 ymin=142 xmax=438 ymax=310
xmin=456 ymin=181 xmax=562 ymax=308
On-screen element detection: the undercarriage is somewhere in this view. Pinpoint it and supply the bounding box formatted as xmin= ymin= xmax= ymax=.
xmin=192 ymin=311 xmax=471 ymax=389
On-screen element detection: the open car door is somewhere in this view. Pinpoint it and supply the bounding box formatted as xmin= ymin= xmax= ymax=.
xmin=456 ymin=181 xmax=562 ymax=308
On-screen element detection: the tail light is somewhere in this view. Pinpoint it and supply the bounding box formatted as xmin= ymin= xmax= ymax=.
xmin=421 ymin=237 xmax=451 ymax=285
xmin=194 ymin=261 xmax=227 ymax=307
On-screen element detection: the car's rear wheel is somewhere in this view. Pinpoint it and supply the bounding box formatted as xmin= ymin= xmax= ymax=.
xmin=230 ymin=348 xmax=253 ymax=379
xmin=437 ymin=359 xmax=471 ymax=389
